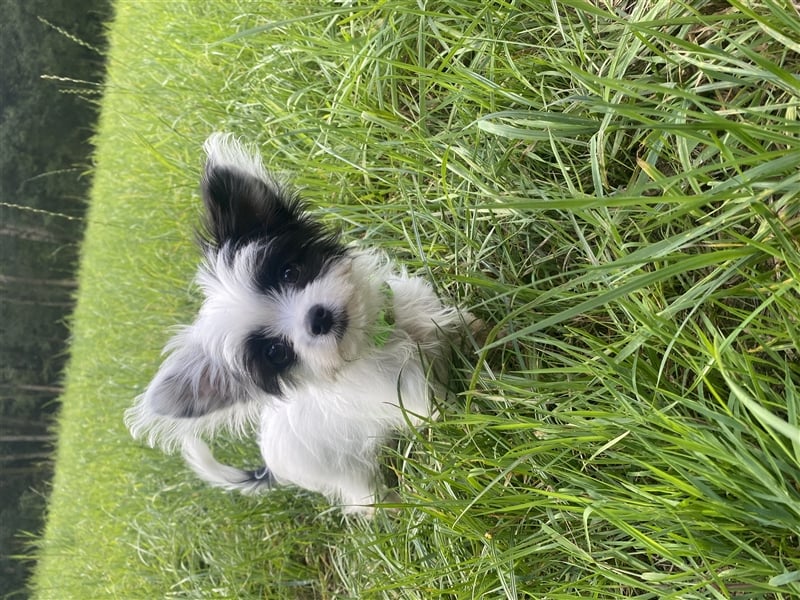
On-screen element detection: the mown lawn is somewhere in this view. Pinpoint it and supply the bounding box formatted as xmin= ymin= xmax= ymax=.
xmin=33 ymin=1 xmax=800 ymax=598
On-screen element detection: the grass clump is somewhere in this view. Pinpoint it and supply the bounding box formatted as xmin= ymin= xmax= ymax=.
xmin=33 ymin=1 xmax=800 ymax=598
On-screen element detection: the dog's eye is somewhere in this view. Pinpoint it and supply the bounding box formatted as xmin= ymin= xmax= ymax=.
xmin=265 ymin=341 xmax=293 ymax=368
xmin=281 ymin=264 xmax=300 ymax=284
xmin=245 ymin=334 xmax=296 ymax=394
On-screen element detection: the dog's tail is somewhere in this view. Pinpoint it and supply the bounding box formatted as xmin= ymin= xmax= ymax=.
xmin=182 ymin=438 xmax=273 ymax=495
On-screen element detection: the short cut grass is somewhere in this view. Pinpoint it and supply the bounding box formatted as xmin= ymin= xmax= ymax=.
xmin=33 ymin=1 xmax=800 ymax=599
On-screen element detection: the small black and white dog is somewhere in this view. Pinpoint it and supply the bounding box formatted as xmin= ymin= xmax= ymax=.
xmin=126 ymin=134 xmax=475 ymax=516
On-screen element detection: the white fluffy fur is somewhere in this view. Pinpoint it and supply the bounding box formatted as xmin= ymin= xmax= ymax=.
xmin=125 ymin=134 xmax=471 ymax=517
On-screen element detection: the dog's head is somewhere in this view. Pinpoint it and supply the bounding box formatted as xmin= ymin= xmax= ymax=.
xmin=129 ymin=134 xmax=392 ymax=439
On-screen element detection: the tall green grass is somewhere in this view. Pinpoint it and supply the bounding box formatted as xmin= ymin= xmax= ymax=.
xmin=33 ymin=1 xmax=800 ymax=598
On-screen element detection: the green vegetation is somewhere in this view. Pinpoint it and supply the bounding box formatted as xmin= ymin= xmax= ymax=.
xmin=33 ymin=1 xmax=800 ymax=598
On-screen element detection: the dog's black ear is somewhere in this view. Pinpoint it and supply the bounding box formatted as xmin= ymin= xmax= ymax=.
xmin=143 ymin=328 xmax=247 ymax=420
xmin=200 ymin=133 xmax=302 ymax=250
xmin=201 ymin=165 xmax=301 ymax=250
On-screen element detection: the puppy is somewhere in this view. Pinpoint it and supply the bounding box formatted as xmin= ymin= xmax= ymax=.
xmin=125 ymin=134 xmax=473 ymax=516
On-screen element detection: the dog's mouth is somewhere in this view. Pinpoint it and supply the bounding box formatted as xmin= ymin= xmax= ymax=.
xmin=327 ymin=281 xmax=395 ymax=366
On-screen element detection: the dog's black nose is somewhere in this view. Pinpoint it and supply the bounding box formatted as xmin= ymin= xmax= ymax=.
xmin=307 ymin=304 xmax=334 ymax=336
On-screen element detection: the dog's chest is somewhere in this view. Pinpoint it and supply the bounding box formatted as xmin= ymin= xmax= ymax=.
xmin=264 ymin=352 xmax=431 ymax=430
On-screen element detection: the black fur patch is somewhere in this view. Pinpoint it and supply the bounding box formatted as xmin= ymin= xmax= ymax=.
xmin=244 ymin=333 xmax=296 ymax=395
xmin=201 ymin=166 xmax=344 ymax=259
xmin=201 ymin=165 xmax=346 ymax=294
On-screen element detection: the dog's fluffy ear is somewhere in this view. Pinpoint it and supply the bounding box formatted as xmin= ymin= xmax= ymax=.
xmin=143 ymin=326 xmax=247 ymax=420
xmin=200 ymin=133 xmax=302 ymax=249
xmin=125 ymin=325 xmax=258 ymax=451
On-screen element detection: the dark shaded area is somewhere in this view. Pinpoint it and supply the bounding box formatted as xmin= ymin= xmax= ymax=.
xmin=0 ymin=0 xmax=112 ymax=597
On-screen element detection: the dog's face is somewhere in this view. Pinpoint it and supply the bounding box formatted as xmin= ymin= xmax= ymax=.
xmin=143 ymin=135 xmax=386 ymax=421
